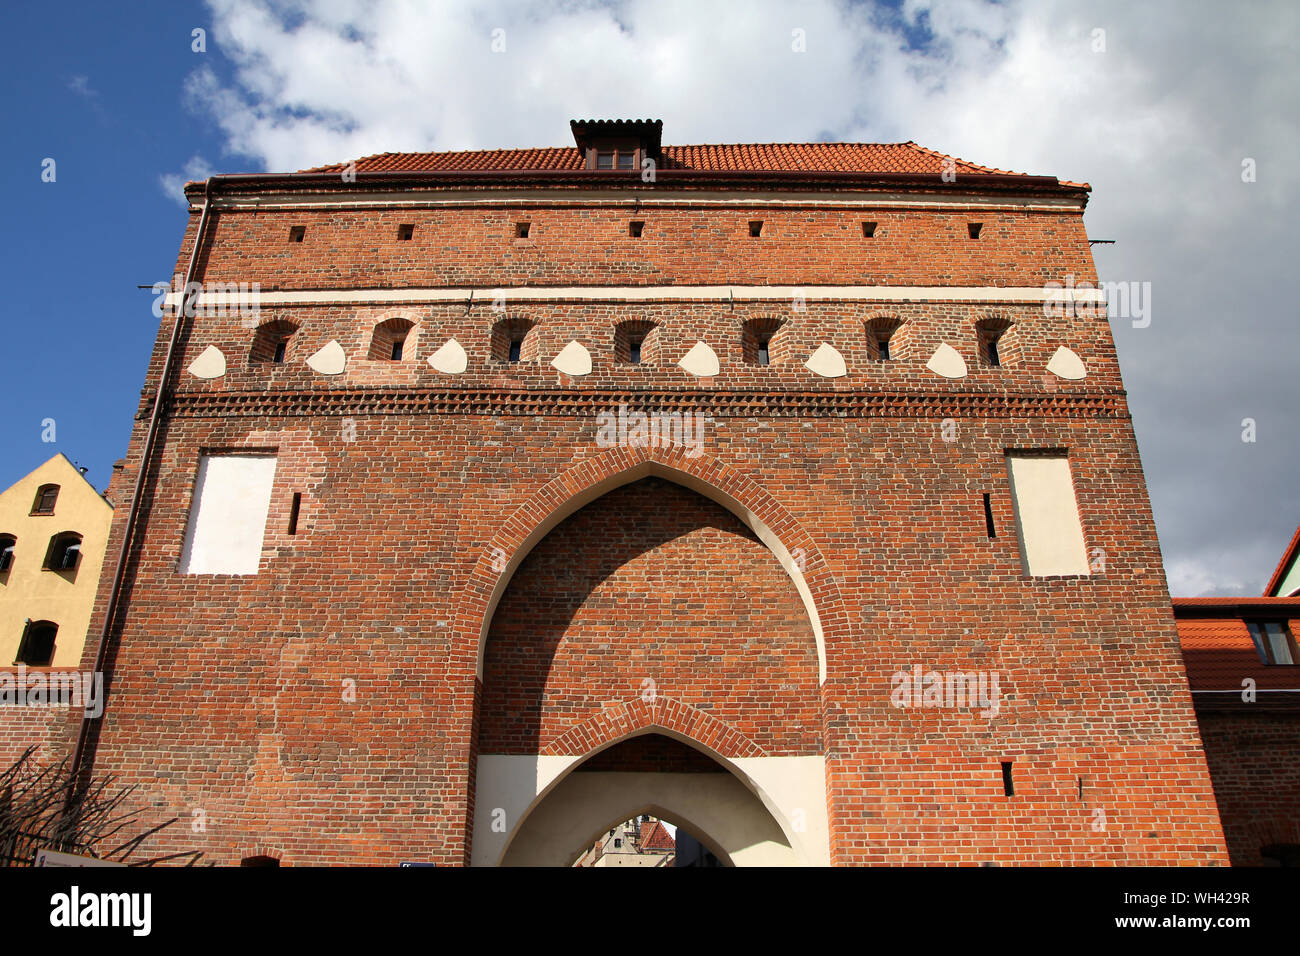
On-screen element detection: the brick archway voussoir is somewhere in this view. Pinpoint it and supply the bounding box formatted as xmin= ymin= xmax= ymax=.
xmin=542 ymin=697 xmax=768 ymax=760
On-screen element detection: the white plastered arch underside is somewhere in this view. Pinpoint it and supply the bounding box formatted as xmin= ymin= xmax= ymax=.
xmin=475 ymin=727 xmax=829 ymax=867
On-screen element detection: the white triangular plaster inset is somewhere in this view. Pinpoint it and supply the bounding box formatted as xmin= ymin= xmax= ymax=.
xmin=1046 ymin=346 xmax=1087 ymax=380
xmin=307 ymin=340 xmax=346 ymax=375
xmin=677 ymin=341 xmax=720 ymax=377
xmin=187 ymin=345 xmax=226 ymax=379
xmin=805 ymin=342 xmax=847 ymax=378
xmin=926 ymin=343 xmax=968 ymax=379
xmin=427 ymin=338 xmax=468 ymax=374
xmin=551 ymin=340 xmax=592 ymax=376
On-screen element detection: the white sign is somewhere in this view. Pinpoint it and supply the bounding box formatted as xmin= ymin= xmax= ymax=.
xmin=33 ymin=849 xmax=124 ymax=867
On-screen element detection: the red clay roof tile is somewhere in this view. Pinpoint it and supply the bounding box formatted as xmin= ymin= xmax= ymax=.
xmin=301 ymin=141 xmax=1087 ymax=187
xmin=639 ymin=820 xmax=676 ymax=851
xmin=1176 ymin=617 xmax=1300 ymax=690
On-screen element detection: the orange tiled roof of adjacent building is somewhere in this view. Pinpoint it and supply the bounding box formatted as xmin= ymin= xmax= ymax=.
xmin=1173 ymin=518 xmax=1300 ymax=692
xmin=1176 ymin=614 xmax=1300 ymax=691
xmin=639 ymin=819 xmax=676 ymax=852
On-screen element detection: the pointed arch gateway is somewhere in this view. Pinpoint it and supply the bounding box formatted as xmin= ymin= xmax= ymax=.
xmin=459 ymin=444 xmax=850 ymax=685
xmin=463 ymin=444 xmax=844 ymax=866
xmin=487 ymin=723 xmax=812 ymax=867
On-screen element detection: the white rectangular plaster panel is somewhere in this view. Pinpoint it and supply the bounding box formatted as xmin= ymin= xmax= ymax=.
xmin=179 ymin=454 xmax=278 ymax=575
xmin=1006 ymin=453 xmax=1091 ymax=577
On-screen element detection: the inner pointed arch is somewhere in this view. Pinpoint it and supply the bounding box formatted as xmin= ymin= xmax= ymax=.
xmin=475 ymin=457 xmax=829 ymax=684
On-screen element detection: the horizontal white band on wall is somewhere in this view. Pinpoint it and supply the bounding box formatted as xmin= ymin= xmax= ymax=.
xmin=1190 ymin=688 xmax=1300 ymax=694
xmin=165 ymin=284 xmax=1109 ymax=310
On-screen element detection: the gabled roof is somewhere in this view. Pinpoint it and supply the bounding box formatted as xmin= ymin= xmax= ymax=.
xmin=0 ymin=453 xmax=111 ymax=509
xmin=1264 ymin=523 xmax=1300 ymax=596
xmin=639 ymin=820 xmax=676 ymax=852
xmin=301 ymin=140 xmax=1086 ymax=187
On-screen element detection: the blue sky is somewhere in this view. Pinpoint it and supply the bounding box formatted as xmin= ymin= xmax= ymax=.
xmin=1 ymin=0 xmax=1296 ymax=594
xmin=1 ymin=4 xmax=237 ymax=491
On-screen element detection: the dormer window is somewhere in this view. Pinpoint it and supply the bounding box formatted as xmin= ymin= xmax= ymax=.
xmin=571 ymin=119 xmax=662 ymax=173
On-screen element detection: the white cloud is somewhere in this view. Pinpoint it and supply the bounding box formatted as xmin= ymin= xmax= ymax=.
xmin=67 ymin=74 xmax=98 ymax=99
xmin=1167 ymin=558 xmax=1249 ymax=599
xmin=159 ymin=155 xmax=218 ymax=206
xmin=187 ymin=0 xmax=1300 ymax=594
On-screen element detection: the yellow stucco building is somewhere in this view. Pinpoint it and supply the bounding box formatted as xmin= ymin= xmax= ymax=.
xmin=0 ymin=454 xmax=113 ymax=668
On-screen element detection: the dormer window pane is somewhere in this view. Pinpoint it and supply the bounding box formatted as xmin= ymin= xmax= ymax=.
xmin=1248 ymin=621 xmax=1297 ymax=665
xmin=597 ymin=152 xmax=615 ymax=169
xmin=616 ymin=152 xmax=635 ymax=170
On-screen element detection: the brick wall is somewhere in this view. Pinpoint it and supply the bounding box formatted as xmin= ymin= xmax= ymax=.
xmin=192 ymin=204 xmax=1097 ymax=289
xmin=0 ymin=702 xmax=71 ymax=766
xmin=481 ymin=477 xmax=821 ymax=754
xmin=1194 ymin=704 xmax=1300 ymax=865
xmin=45 ymin=181 xmax=1228 ymax=865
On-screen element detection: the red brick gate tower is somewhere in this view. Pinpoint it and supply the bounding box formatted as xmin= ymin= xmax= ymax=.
xmin=63 ymin=119 xmax=1228 ymax=865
